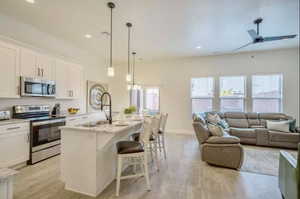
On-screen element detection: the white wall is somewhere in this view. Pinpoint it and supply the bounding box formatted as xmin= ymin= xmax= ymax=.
xmin=0 ymin=14 xmax=107 ymax=113
xmin=110 ymin=48 xmax=299 ymax=134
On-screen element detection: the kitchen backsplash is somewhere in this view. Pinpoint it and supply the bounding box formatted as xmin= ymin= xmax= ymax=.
xmin=0 ymin=97 xmax=86 ymax=115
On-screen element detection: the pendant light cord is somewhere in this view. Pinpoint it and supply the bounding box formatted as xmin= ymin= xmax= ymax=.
xmin=110 ymin=6 xmax=113 ymax=68
xmin=132 ymin=52 xmax=135 ymax=86
xmin=128 ymin=25 xmax=130 ymax=74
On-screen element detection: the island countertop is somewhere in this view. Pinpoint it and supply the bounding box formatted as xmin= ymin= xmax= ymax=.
xmin=60 ymin=119 xmax=143 ymax=197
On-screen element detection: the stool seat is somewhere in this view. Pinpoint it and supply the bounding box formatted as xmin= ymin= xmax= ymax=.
xmin=131 ymin=133 xmax=155 ymax=142
xmin=117 ymin=141 xmax=144 ymax=154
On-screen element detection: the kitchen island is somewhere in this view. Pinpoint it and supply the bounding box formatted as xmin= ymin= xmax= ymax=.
xmin=60 ymin=120 xmax=143 ymax=197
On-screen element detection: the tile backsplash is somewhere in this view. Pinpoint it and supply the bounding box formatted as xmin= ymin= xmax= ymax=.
xmin=0 ymin=97 xmax=86 ymax=116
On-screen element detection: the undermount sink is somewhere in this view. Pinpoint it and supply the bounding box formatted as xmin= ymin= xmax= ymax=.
xmin=81 ymin=121 xmax=109 ymax=128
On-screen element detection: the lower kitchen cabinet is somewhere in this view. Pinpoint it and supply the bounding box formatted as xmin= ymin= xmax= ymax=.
xmin=0 ymin=122 xmax=30 ymax=168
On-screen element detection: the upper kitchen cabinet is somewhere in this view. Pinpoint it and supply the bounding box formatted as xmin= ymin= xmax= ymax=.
xmin=55 ymin=59 xmax=83 ymax=99
xmin=20 ymin=48 xmax=54 ymax=80
xmin=0 ymin=41 xmax=20 ymax=98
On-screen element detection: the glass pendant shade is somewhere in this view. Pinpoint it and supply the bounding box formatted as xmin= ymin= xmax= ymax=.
xmin=107 ymin=67 xmax=114 ymax=77
xmin=126 ymin=74 xmax=132 ymax=82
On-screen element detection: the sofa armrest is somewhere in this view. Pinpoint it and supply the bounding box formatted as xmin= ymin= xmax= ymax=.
xmin=295 ymin=127 xmax=300 ymax=133
xmin=206 ymin=135 xmax=240 ymax=144
xmin=278 ymin=151 xmax=298 ymax=199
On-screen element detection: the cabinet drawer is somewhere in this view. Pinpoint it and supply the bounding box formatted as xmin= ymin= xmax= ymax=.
xmin=0 ymin=122 xmax=29 ymax=135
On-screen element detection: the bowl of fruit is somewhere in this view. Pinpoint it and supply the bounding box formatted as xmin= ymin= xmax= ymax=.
xmin=68 ymin=108 xmax=80 ymax=115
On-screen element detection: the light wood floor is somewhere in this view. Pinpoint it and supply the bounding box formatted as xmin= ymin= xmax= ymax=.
xmin=14 ymin=134 xmax=282 ymax=199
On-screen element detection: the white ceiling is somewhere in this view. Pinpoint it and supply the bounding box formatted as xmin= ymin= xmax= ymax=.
xmin=0 ymin=0 xmax=298 ymax=63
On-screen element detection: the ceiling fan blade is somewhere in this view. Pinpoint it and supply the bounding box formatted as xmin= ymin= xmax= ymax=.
xmin=233 ymin=42 xmax=253 ymax=52
xmin=247 ymin=29 xmax=259 ymax=40
xmin=263 ymin=34 xmax=297 ymax=42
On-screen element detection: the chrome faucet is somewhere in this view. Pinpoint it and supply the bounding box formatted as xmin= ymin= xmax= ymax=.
xmin=100 ymin=92 xmax=112 ymax=124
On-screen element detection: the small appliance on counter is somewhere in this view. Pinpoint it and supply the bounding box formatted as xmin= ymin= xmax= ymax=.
xmin=13 ymin=105 xmax=66 ymax=164
xmin=51 ymin=103 xmax=61 ymax=116
xmin=0 ymin=110 xmax=10 ymax=121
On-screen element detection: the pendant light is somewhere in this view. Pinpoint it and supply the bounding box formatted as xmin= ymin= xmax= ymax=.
xmin=126 ymin=23 xmax=132 ymax=82
xmin=130 ymin=52 xmax=141 ymax=90
xmin=107 ymin=2 xmax=115 ymax=77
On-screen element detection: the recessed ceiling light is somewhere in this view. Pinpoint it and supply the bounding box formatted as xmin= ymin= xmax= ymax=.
xmin=85 ymin=34 xmax=92 ymax=38
xmin=26 ymin=0 xmax=35 ymax=4
xmin=196 ymin=46 xmax=202 ymax=49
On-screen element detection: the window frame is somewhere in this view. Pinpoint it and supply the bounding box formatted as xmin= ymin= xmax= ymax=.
xmin=143 ymin=87 xmax=160 ymax=113
xmin=251 ymin=74 xmax=283 ymax=113
xmin=219 ymin=75 xmax=246 ymax=112
xmin=190 ymin=77 xmax=215 ymax=113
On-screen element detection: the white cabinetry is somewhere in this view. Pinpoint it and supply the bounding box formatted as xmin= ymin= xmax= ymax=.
xmin=20 ymin=48 xmax=54 ymax=80
xmin=55 ymin=60 xmax=82 ymax=99
xmin=0 ymin=41 xmax=20 ymax=98
xmin=0 ymin=122 xmax=30 ymax=168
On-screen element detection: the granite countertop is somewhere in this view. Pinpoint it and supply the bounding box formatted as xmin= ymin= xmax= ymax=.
xmin=0 ymin=119 xmax=29 ymax=126
xmin=61 ymin=120 xmax=143 ymax=134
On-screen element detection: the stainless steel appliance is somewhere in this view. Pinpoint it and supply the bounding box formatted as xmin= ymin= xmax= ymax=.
xmin=20 ymin=77 xmax=56 ymax=97
xmin=0 ymin=110 xmax=10 ymax=121
xmin=13 ymin=105 xmax=65 ymax=164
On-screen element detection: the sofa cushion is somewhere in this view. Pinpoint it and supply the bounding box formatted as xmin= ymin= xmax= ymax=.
xmin=206 ymin=135 xmax=240 ymax=144
xmin=226 ymin=118 xmax=249 ymax=128
xmin=193 ymin=122 xmax=210 ymax=144
xmin=259 ymin=113 xmax=290 ymax=120
xmin=246 ymin=113 xmax=261 ymax=126
xmin=269 ymin=131 xmax=300 ymax=143
xmin=225 ymin=112 xmax=247 ymax=119
xmin=229 ymin=128 xmax=256 ymax=138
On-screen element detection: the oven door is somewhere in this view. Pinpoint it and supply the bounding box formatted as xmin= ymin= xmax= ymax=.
xmin=31 ymin=119 xmax=65 ymax=148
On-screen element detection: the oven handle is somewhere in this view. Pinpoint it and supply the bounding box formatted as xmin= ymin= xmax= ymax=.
xmin=32 ymin=119 xmax=66 ymax=127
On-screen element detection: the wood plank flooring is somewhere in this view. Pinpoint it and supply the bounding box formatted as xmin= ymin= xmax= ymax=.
xmin=14 ymin=134 xmax=282 ymax=199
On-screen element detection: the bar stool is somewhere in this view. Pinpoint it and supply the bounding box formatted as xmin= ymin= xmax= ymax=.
xmin=115 ymin=119 xmax=153 ymax=197
xmin=131 ymin=116 xmax=161 ymax=170
xmin=158 ymin=113 xmax=168 ymax=159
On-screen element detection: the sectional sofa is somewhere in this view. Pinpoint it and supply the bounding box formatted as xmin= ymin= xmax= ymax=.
xmin=196 ymin=112 xmax=300 ymax=149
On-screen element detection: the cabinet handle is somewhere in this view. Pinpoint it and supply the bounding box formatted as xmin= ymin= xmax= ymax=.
xmin=6 ymin=126 xmax=21 ymax=131
xmin=27 ymin=133 xmax=30 ymax=143
xmin=37 ymin=67 xmax=40 ymax=76
xmin=42 ymin=68 xmax=44 ymax=77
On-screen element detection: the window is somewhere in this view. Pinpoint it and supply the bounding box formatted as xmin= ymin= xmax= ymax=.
xmin=191 ymin=77 xmax=214 ymax=113
xmin=220 ymin=76 xmax=245 ymax=112
xmin=130 ymin=87 xmax=160 ymax=114
xmin=252 ymin=74 xmax=282 ymax=112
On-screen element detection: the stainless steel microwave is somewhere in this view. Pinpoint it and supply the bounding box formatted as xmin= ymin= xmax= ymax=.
xmin=20 ymin=77 xmax=56 ymax=97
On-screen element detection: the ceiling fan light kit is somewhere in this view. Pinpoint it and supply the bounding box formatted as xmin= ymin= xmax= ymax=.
xmin=234 ymin=18 xmax=297 ymax=51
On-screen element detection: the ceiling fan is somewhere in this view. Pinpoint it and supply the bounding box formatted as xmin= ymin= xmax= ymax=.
xmin=234 ymin=18 xmax=297 ymax=51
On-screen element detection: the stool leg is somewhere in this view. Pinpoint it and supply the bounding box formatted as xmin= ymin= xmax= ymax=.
xmin=153 ymin=141 xmax=159 ymax=171
xmin=143 ymin=154 xmax=151 ymax=191
xmin=162 ymin=134 xmax=167 ymax=160
xmin=157 ymin=136 xmax=162 ymax=153
xmin=116 ymin=156 xmax=122 ymax=197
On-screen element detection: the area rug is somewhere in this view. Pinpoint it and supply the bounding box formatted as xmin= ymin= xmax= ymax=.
xmin=241 ymin=145 xmax=298 ymax=176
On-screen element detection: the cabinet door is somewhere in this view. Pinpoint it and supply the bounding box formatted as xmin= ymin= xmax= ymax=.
xmin=37 ymin=54 xmax=55 ymax=80
xmin=20 ymin=48 xmax=38 ymax=78
xmin=55 ymin=59 xmax=70 ymax=99
xmin=0 ymin=124 xmax=30 ymax=168
xmin=68 ymin=64 xmax=82 ymax=99
xmin=0 ymin=41 xmax=20 ymax=98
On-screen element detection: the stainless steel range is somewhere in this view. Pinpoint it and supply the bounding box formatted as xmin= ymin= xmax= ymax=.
xmin=13 ymin=105 xmax=65 ymax=164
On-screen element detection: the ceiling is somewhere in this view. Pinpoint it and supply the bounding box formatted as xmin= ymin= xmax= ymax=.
xmin=0 ymin=0 xmax=298 ymax=63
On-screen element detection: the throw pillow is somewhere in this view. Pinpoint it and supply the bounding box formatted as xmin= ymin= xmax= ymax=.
xmin=289 ymin=119 xmax=296 ymax=132
xmin=266 ymin=120 xmax=290 ymax=132
xmin=207 ymin=123 xmax=224 ymax=136
xmin=218 ymin=119 xmax=230 ymax=129
xmin=207 ymin=113 xmax=222 ymax=125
